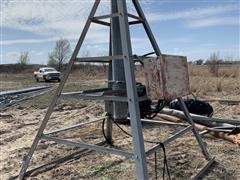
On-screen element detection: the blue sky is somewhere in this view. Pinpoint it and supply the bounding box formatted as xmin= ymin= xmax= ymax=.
xmin=1 ymin=0 xmax=239 ymax=64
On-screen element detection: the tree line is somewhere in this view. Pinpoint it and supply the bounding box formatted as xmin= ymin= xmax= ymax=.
xmin=17 ymin=38 xmax=71 ymax=71
xmin=17 ymin=40 xmax=239 ymax=72
xmin=190 ymin=52 xmax=240 ymax=65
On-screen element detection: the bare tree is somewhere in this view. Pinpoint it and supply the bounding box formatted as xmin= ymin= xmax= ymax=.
xmin=206 ymin=52 xmax=221 ymax=77
xmin=48 ymin=38 xmax=71 ymax=71
xmin=18 ymin=51 xmax=30 ymax=65
xmin=224 ymin=55 xmax=234 ymax=62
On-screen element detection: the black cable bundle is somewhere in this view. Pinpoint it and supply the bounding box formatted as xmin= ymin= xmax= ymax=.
xmin=146 ymin=99 xmax=166 ymax=119
xmin=140 ymin=99 xmax=166 ymax=119
xmin=159 ymin=142 xmax=171 ymax=180
xmin=102 ymin=116 xmax=171 ymax=179
xmin=102 ymin=118 xmax=113 ymax=146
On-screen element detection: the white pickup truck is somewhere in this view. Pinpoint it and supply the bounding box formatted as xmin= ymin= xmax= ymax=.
xmin=34 ymin=67 xmax=61 ymax=82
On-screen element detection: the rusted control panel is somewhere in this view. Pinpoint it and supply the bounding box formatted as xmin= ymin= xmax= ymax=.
xmin=143 ymin=54 xmax=190 ymax=101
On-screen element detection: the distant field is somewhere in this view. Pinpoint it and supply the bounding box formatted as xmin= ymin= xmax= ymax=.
xmin=1 ymin=64 xmax=239 ymax=95
xmin=188 ymin=64 xmax=240 ymax=98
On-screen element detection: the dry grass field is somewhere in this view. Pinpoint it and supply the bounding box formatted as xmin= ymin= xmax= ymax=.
xmin=0 ymin=64 xmax=240 ymax=180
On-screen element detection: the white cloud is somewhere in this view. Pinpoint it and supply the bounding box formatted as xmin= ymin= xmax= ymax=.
xmin=1 ymin=37 xmax=60 ymax=45
xmin=2 ymin=50 xmax=47 ymax=64
xmin=1 ymin=26 xmax=109 ymax=46
xmin=170 ymin=47 xmax=185 ymax=56
xmin=2 ymin=1 xmax=239 ymax=35
xmin=131 ymin=37 xmax=154 ymax=54
xmin=2 ymin=1 xmax=92 ymax=35
xmin=6 ymin=51 xmax=19 ymax=57
xmin=173 ymin=36 xmax=196 ymax=43
xmin=1 ymin=0 xmax=109 ymax=42
xmin=187 ymin=16 xmax=239 ymax=28
xmin=146 ymin=4 xmax=239 ymax=22
xmin=3 ymin=51 xmax=20 ymax=63
xmin=144 ymin=3 xmax=240 ymax=28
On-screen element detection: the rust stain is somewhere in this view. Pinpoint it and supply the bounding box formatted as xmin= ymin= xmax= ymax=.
xmin=143 ymin=54 xmax=190 ymax=100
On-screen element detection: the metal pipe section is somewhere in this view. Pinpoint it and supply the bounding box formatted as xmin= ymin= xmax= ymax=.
xmin=161 ymin=108 xmax=240 ymax=126
xmin=0 ymin=86 xmax=51 ymax=96
xmin=110 ymin=0 xmax=128 ymax=121
xmin=140 ymin=118 xmax=188 ymax=127
xmin=44 ymin=117 xmax=106 ymax=135
xmin=0 ymin=86 xmax=51 ymax=110
xmin=42 ymin=135 xmax=133 ymax=159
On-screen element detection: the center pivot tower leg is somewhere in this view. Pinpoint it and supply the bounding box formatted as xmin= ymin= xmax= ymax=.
xmin=115 ymin=0 xmax=148 ymax=179
xmin=105 ymin=0 xmax=149 ymax=179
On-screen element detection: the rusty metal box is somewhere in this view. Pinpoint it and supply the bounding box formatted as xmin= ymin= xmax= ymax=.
xmin=143 ymin=54 xmax=189 ymax=100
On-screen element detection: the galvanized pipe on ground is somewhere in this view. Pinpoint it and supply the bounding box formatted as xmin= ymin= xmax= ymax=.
xmin=160 ymin=108 xmax=240 ymax=126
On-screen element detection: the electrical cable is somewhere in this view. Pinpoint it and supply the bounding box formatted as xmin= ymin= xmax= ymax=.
xmin=145 ymin=100 xmax=166 ymax=119
xmin=146 ymin=140 xmax=171 ymax=180
xmin=160 ymin=142 xmax=171 ymax=180
xmin=133 ymin=52 xmax=155 ymax=66
xmin=155 ymin=151 xmax=158 ymax=179
xmin=102 ymin=115 xmax=171 ymax=179
xmin=142 ymin=52 xmax=155 ymax=57
xmin=101 ymin=118 xmax=113 ymax=146
xmin=113 ymin=121 xmax=132 ymax=137
xmin=144 ymin=140 xmax=171 ymax=180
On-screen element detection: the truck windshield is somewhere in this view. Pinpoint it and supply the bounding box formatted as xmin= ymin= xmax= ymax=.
xmin=44 ymin=69 xmax=56 ymax=72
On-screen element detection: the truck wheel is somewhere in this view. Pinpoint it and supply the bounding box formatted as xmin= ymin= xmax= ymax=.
xmin=36 ymin=77 xmax=39 ymax=82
